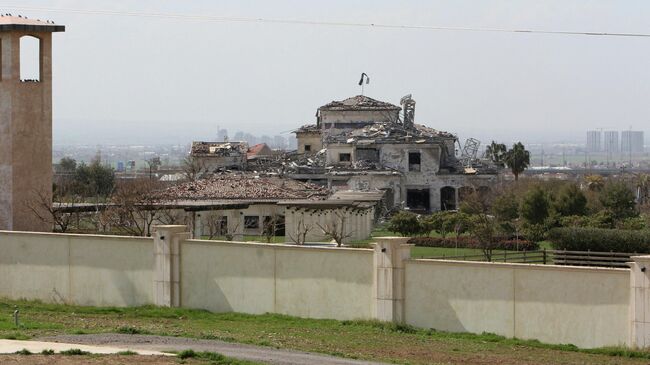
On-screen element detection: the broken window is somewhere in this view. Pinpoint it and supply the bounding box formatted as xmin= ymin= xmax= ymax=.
xmin=356 ymin=148 xmax=379 ymax=162
xmin=407 ymin=189 xmax=430 ymax=212
xmin=244 ymin=216 xmax=259 ymax=229
xmin=339 ymin=153 xmax=351 ymax=162
xmin=409 ymin=152 xmax=421 ymax=172
xmin=440 ymin=186 xmax=456 ymax=211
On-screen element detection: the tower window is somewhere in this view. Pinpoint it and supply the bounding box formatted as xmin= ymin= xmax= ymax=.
xmin=339 ymin=153 xmax=351 ymax=162
xmin=304 ymin=145 xmax=311 ymax=152
xmin=20 ymin=36 xmax=41 ymax=82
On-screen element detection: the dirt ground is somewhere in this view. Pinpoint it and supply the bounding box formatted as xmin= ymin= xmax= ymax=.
xmin=0 ymin=354 xmax=198 ymax=364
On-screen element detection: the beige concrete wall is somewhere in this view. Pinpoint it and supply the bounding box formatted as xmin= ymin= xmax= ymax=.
xmin=0 ymin=231 xmax=153 ymax=306
xmin=296 ymin=132 xmax=322 ymax=154
xmin=404 ymin=259 xmax=630 ymax=348
xmin=180 ymin=240 xmax=374 ymax=320
xmin=284 ymin=207 xmax=373 ymax=243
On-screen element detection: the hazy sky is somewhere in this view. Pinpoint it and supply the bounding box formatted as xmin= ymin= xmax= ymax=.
xmin=10 ymin=1 xmax=650 ymax=145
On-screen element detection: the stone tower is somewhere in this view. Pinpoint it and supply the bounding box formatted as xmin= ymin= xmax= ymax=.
xmin=0 ymin=16 xmax=64 ymax=231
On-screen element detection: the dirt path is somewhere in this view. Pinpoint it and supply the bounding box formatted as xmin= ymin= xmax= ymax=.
xmin=39 ymin=334 xmax=386 ymax=365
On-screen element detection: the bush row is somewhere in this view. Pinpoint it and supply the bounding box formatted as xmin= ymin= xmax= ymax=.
xmin=407 ymin=236 xmax=539 ymax=251
xmin=548 ymin=227 xmax=650 ymax=253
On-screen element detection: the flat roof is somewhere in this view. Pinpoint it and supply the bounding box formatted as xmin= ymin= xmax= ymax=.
xmin=0 ymin=15 xmax=65 ymax=32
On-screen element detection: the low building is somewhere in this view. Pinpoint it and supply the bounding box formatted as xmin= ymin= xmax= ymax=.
xmin=191 ymin=141 xmax=248 ymax=171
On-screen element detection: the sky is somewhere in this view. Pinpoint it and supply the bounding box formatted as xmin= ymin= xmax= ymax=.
xmin=8 ymin=1 xmax=650 ymax=145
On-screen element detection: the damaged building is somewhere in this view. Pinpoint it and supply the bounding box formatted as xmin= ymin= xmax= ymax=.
xmin=150 ymin=174 xmax=380 ymax=244
xmin=191 ymin=141 xmax=249 ymax=172
xmin=292 ymin=94 xmax=498 ymax=212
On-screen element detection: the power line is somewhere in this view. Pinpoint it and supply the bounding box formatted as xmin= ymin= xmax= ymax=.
xmin=4 ymin=5 xmax=650 ymax=38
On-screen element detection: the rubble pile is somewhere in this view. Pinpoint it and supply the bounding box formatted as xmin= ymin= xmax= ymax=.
xmin=191 ymin=142 xmax=248 ymax=157
xmin=155 ymin=174 xmax=329 ymax=201
xmin=324 ymin=122 xmax=456 ymax=145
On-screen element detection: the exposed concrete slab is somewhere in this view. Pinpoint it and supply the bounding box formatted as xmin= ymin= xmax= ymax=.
xmin=0 ymin=339 xmax=170 ymax=356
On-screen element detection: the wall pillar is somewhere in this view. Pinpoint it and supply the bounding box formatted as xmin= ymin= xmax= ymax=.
xmin=153 ymin=225 xmax=189 ymax=307
xmin=630 ymin=255 xmax=650 ymax=347
xmin=373 ymin=237 xmax=412 ymax=323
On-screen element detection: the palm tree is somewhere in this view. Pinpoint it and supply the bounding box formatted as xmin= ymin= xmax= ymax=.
xmin=503 ymin=142 xmax=530 ymax=181
xmin=584 ymin=175 xmax=605 ymax=192
xmin=485 ymin=141 xmax=507 ymax=166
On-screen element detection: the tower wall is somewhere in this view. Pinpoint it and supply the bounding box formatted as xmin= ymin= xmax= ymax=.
xmin=0 ymin=31 xmax=54 ymax=231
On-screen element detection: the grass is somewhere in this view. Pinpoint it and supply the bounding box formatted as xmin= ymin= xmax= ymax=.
xmin=178 ymin=350 xmax=262 ymax=364
xmin=1 ymin=299 xmax=649 ymax=365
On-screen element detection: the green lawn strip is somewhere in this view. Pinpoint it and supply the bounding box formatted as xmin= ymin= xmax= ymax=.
xmin=1 ymin=299 xmax=649 ymax=365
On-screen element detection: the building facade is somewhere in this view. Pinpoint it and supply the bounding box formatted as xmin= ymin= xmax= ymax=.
xmin=586 ymin=130 xmax=601 ymax=153
xmin=621 ymin=130 xmax=644 ymax=154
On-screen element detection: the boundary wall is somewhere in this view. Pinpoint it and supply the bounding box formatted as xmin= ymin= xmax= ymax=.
xmin=2 ymin=225 xmax=650 ymax=349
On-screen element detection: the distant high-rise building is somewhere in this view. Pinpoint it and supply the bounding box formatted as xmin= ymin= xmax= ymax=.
xmin=586 ymin=130 xmax=601 ymax=152
xmin=603 ymin=131 xmax=619 ymax=153
xmin=621 ymin=130 xmax=644 ymax=154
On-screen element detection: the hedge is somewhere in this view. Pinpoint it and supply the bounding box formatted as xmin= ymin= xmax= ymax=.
xmin=547 ymin=227 xmax=650 ymax=253
xmin=407 ymin=236 xmax=539 ymax=251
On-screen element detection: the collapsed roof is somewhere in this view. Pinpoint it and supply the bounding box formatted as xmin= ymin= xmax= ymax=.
xmin=191 ymin=141 xmax=248 ymax=157
xmin=318 ymin=95 xmax=401 ymax=112
xmin=324 ymin=122 xmax=457 ymax=145
xmin=154 ymin=174 xmax=329 ymax=201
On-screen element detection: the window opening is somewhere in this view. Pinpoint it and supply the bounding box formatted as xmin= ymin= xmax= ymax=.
xmin=409 ymin=152 xmax=421 ymax=171
xmin=19 ymin=36 xmax=41 ymax=82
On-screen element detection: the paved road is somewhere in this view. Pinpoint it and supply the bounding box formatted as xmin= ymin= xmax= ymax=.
xmin=0 ymin=339 xmax=169 ymax=356
xmin=39 ymin=334 xmax=387 ymax=365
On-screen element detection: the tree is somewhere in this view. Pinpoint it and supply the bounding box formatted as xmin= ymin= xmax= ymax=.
xmin=491 ymin=193 xmax=519 ymax=221
xmin=317 ymin=209 xmax=354 ymax=247
xmin=485 ymin=141 xmax=507 ymax=166
xmin=554 ymin=184 xmax=587 ymax=216
xmin=288 ymin=213 xmax=313 ymax=245
xmin=600 ymin=182 xmax=637 ymax=220
xmin=145 ymin=156 xmax=161 ymax=180
xmin=73 ymin=159 xmax=115 ymax=198
xmin=387 ymin=211 xmax=422 ymax=237
xmin=503 ymin=142 xmax=530 ymax=181
xmin=181 ymin=156 xmax=206 ymax=182
xmin=469 ymin=213 xmax=497 ymax=261
xmin=27 ymin=187 xmax=80 ymax=233
xmin=59 ymin=157 xmax=77 ymax=173
xmin=262 ymin=214 xmax=284 ymax=243
xmin=520 ymin=187 xmax=550 ymax=225
xmin=584 ymin=175 xmax=605 ymax=192
xmin=105 ymin=179 xmax=165 ymax=237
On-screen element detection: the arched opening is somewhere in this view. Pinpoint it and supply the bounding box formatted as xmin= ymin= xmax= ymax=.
xmin=458 ymin=186 xmax=474 ymax=205
xmin=440 ymin=186 xmax=456 ymax=211
xmin=20 ymin=35 xmax=41 ymax=82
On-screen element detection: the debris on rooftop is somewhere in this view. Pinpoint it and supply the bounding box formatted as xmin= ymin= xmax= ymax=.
xmin=154 ymin=174 xmax=329 ymax=201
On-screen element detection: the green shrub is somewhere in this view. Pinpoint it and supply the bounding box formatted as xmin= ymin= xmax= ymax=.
xmin=548 ymin=227 xmax=650 ymax=252
xmin=387 ymin=211 xmax=423 ymax=237
xmin=178 ymin=349 xmax=197 ymax=359
xmin=60 ymin=348 xmax=90 ymax=356
xmin=407 ymin=236 xmax=539 ymax=251
xmin=15 ymin=348 xmax=32 ymax=355
xmin=41 ymin=349 xmax=55 ymax=355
